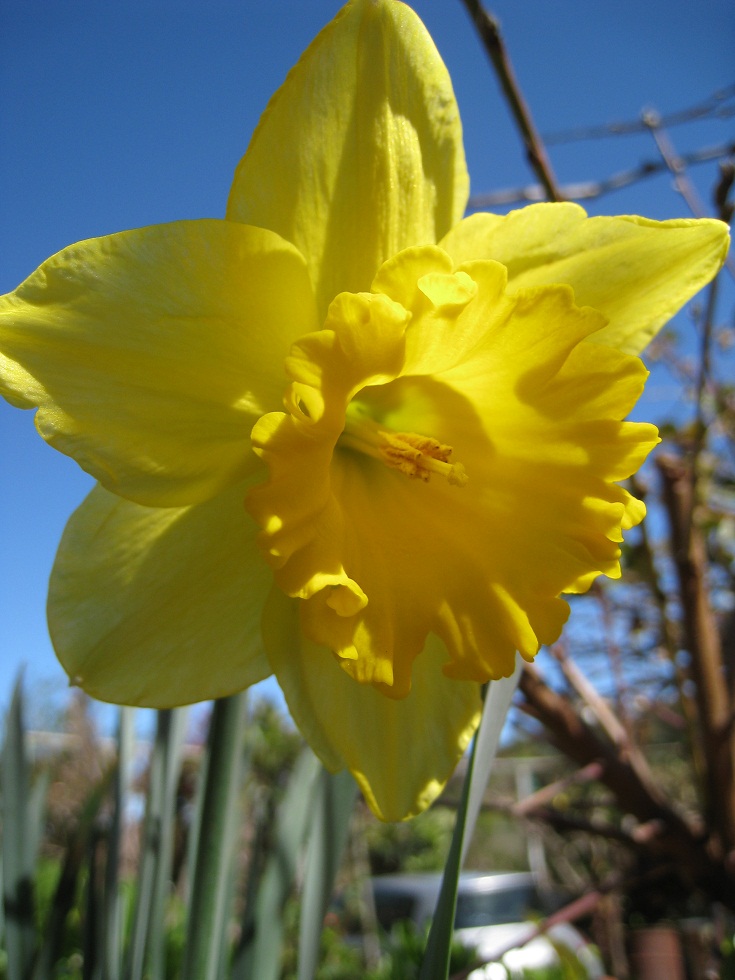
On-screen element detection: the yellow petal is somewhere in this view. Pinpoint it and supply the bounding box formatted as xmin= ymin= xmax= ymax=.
xmin=0 ymin=220 xmax=318 ymax=506
xmin=373 ymin=246 xmax=494 ymax=379
xmin=247 ymin=288 xmax=411 ymax=612
xmin=262 ymin=586 xmax=482 ymax=821
xmin=227 ymin=0 xmax=468 ymax=318
xmin=48 ymin=479 xmax=272 ymax=708
xmin=440 ymin=204 xmax=730 ymax=354
xmin=247 ymin=248 xmax=658 ymax=696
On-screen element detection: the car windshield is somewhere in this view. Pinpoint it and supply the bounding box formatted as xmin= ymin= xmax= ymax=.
xmin=454 ymin=884 xmax=539 ymax=928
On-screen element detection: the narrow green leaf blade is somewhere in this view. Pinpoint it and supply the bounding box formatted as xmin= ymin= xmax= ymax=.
xmin=181 ymin=693 xmax=249 ymax=980
xmin=232 ymin=747 xmax=322 ymax=980
xmin=26 ymin=770 xmax=50 ymax=881
xmin=460 ymin=658 xmax=521 ymax=866
xmin=32 ymin=770 xmax=110 ymax=980
xmin=1 ymin=678 xmax=37 ymax=979
xmin=419 ymin=661 xmax=518 ymax=980
xmin=418 ymin=729 xmax=479 ymax=980
xmin=83 ymin=832 xmax=103 ymax=980
xmin=148 ymin=709 xmax=188 ymax=980
xmin=102 ymin=707 xmax=135 ymax=980
xmin=125 ymin=711 xmax=169 ymax=980
xmin=296 ymin=769 xmax=357 ymax=980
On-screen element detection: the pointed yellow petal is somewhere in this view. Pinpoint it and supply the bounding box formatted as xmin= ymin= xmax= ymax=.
xmin=440 ymin=204 xmax=729 ymax=354
xmin=48 ymin=478 xmax=272 ymax=708
xmin=262 ymin=587 xmax=482 ymax=821
xmin=0 ymin=220 xmax=318 ymax=506
xmin=227 ymin=0 xmax=468 ymax=318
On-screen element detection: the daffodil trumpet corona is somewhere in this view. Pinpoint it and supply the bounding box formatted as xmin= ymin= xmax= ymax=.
xmin=0 ymin=0 xmax=728 ymax=820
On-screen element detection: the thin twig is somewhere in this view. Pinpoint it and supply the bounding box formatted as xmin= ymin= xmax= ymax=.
xmin=543 ymin=83 xmax=735 ymax=145
xmin=643 ymin=111 xmax=710 ymax=215
xmin=458 ymin=0 xmax=562 ymax=201
xmin=590 ymin=583 xmax=633 ymax=735
xmin=516 ymin=804 xmax=664 ymax=849
xmin=467 ymin=141 xmax=735 ymax=209
xmin=510 ymin=761 xmax=604 ymax=817
xmin=690 ymin=276 xmax=721 ymax=506
xmin=483 ymin=797 xmax=646 ymax=846
xmin=692 ymin=163 xmax=735 ymax=483
xmin=644 ymin=112 xmax=735 ymax=278
xmin=550 ymin=643 xmax=634 ymax=757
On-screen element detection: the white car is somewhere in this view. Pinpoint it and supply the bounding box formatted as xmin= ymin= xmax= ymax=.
xmin=370 ymin=871 xmax=604 ymax=979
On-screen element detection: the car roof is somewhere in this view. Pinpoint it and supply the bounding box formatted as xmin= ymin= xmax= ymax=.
xmin=371 ymin=871 xmax=536 ymax=897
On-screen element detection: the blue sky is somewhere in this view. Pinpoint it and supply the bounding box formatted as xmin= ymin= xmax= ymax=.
xmin=1 ymin=0 xmax=733 ymax=723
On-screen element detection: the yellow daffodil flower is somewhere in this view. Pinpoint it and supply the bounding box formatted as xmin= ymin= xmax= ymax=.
xmin=0 ymin=0 xmax=728 ymax=820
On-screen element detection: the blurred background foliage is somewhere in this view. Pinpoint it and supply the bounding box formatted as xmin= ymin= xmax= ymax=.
xmin=0 ymin=686 xmax=598 ymax=980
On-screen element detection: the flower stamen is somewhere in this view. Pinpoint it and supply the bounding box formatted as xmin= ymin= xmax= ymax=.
xmin=340 ymin=412 xmax=468 ymax=486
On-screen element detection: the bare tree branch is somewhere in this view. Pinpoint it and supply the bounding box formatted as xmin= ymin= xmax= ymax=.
xmin=644 ymin=114 xmax=735 ymax=279
xmin=543 ymin=83 xmax=735 ymax=145
xmin=457 ymin=0 xmax=562 ymax=201
xmin=517 ymin=665 xmax=735 ymax=903
xmin=467 ymin=140 xmax=735 ymax=209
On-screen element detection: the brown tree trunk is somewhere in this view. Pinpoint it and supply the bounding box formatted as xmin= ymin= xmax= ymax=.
xmin=657 ymin=454 xmax=735 ymax=857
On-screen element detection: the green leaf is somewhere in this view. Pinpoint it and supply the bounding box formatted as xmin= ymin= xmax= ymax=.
xmin=181 ymin=694 xmax=249 ymax=980
xmin=232 ymin=747 xmax=322 ymax=980
xmin=460 ymin=659 xmax=521 ymax=866
xmin=149 ymin=709 xmax=188 ymax=980
xmin=83 ymin=830 xmax=103 ymax=980
xmin=26 ymin=771 xmax=50 ymax=885
xmin=418 ymin=726 xmax=479 ymax=980
xmin=32 ymin=768 xmax=110 ymax=980
xmin=296 ymin=769 xmax=358 ymax=980
xmin=102 ymin=707 xmax=135 ymax=980
xmin=418 ymin=661 xmax=519 ymax=980
xmin=1 ymin=678 xmax=37 ymax=980
xmin=125 ymin=708 xmax=187 ymax=980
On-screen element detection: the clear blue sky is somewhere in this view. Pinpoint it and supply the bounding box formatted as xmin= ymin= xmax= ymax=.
xmin=1 ymin=0 xmax=733 ymax=723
